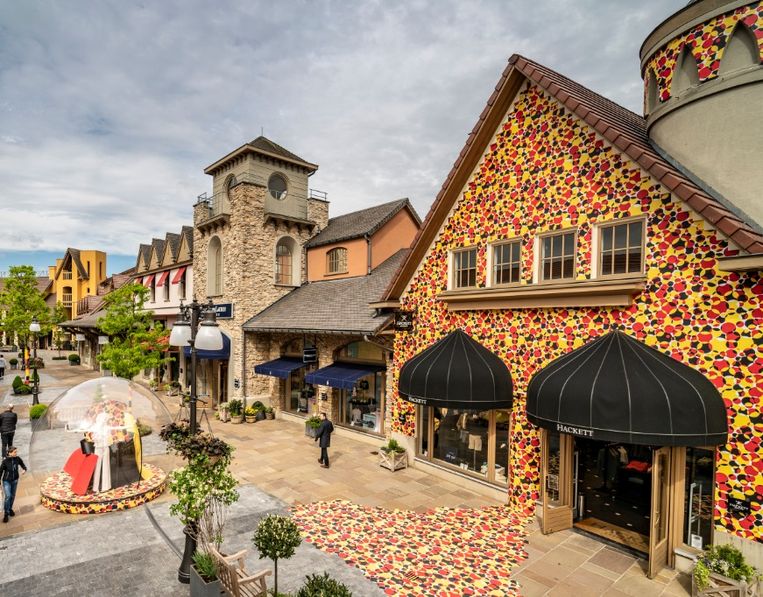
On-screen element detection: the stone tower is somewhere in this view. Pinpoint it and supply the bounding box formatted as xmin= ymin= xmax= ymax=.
xmin=192 ymin=136 xmax=329 ymax=402
xmin=641 ymin=0 xmax=763 ymax=225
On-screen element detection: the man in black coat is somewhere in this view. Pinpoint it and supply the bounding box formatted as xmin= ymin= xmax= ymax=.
xmin=0 ymin=405 xmax=18 ymax=458
xmin=314 ymin=412 xmax=334 ymax=469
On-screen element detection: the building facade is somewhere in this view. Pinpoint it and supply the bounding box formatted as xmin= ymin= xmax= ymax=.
xmin=48 ymin=249 xmax=107 ymax=321
xmin=383 ymin=0 xmax=763 ymax=576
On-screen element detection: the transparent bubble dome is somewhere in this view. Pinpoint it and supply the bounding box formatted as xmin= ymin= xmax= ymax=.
xmin=31 ymin=377 xmax=172 ymax=477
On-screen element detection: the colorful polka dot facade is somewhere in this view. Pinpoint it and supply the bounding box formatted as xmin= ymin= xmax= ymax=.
xmin=391 ymin=84 xmax=763 ymax=543
xmin=291 ymin=500 xmax=528 ymax=596
xmin=644 ymin=1 xmax=763 ymax=103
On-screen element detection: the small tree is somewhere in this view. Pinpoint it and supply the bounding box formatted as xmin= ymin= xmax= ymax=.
xmin=96 ymin=282 xmax=170 ymax=379
xmin=51 ymin=301 xmax=68 ymax=356
xmin=0 ymin=265 xmax=50 ymax=357
xmin=252 ymin=514 xmax=302 ymax=596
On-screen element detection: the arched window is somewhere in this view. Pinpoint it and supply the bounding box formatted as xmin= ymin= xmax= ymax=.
xmin=268 ymin=173 xmax=288 ymax=200
xmin=275 ymin=237 xmax=294 ymax=285
xmin=719 ymin=23 xmax=759 ymax=75
xmin=672 ymin=46 xmax=700 ymax=96
xmin=224 ymin=174 xmax=237 ymax=200
xmin=208 ymin=236 xmax=223 ymax=296
xmin=327 ymin=247 xmax=348 ymax=274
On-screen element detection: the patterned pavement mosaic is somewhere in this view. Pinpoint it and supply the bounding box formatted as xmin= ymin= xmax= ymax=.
xmin=291 ymin=500 xmax=529 ymax=596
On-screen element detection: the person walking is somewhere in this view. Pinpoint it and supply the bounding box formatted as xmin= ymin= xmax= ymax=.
xmin=0 ymin=405 xmax=17 ymax=458
xmin=1 ymin=446 xmax=27 ymax=522
xmin=314 ymin=412 xmax=334 ymax=469
xmin=0 ymin=354 xmax=6 ymax=380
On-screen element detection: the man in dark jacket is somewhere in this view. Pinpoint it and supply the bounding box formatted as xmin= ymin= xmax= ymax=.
xmin=314 ymin=412 xmax=334 ymax=469
xmin=1 ymin=446 xmax=27 ymax=522
xmin=0 ymin=405 xmax=18 ymax=458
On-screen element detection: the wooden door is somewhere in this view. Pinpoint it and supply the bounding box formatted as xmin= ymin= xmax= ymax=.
xmin=648 ymin=446 xmax=671 ymax=578
xmin=541 ymin=430 xmax=574 ymax=534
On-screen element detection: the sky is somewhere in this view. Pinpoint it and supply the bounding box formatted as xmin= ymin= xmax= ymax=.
xmin=0 ymin=0 xmax=686 ymax=275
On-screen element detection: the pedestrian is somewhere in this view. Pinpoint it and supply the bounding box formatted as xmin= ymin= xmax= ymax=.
xmin=0 ymin=353 xmax=5 ymax=379
xmin=0 ymin=405 xmax=17 ymax=458
xmin=314 ymin=411 xmax=334 ymax=469
xmin=1 ymin=446 xmax=26 ymax=522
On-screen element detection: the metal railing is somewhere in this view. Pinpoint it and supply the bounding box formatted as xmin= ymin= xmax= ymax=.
xmin=309 ymin=189 xmax=328 ymax=201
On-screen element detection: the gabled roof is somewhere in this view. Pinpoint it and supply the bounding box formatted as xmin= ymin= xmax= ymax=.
xmin=137 ymin=244 xmax=152 ymax=270
xmin=305 ymin=198 xmax=420 ymax=249
xmin=243 ymin=250 xmax=408 ymax=335
xmin=150 ymin=238 xmax=165 ymax=267
xmin=204 ymin=135 xmax=318 ymax=175
xmin=181 ymin=226 xmax=193 ymax=255
xmin=164 ymin=232 xmax=181 ymax=263
xmin=384 ymin=53 xmax=763 ymax=300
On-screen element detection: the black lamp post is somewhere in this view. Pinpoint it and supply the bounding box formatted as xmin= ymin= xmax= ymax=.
xmin=168 ymin=299 xmax=222 ymax=584
xmin=29 ymin=317 xmax=41 ymax=406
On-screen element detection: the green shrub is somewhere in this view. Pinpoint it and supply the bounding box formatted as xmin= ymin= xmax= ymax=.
xmin=227 ymin=399 xmax=243 ymax=416
xmin=192 ymin=551 xmax=217 ymax=582
xmin=694 ymin=544 xmax=759 ymax=590
xmin=29 ymin=404 xmax=48 ymax=419
xmin=9 ymin=358 xmax=18 ymax=366
xmin=15 ymin=384 xmax=31 ymax=395
xmin=297 ymin=572 xmax=352 ymax=597
xmin=306 ymin=416 xmax=321 ymax=430
xmin=68 ymin=353 xmax=80 ymax=363
xmin=252 ymin=400 xmax=264 ymax=409
xmin=52 ymin=356 xmax=67 ymax=360
xmin=381 ymin=439 xmax=405 ymax=454
xmin=12 ymin=375 xmax=23 ymax=389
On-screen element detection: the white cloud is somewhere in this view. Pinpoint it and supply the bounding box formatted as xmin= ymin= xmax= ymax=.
xmin=0 ymin=0 xmax=686 ymax=254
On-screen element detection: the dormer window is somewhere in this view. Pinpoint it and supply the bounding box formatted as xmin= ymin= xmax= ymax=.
xmin=327 ymin=247 xmax=348 ymax=274
xmin=268 ymin=173 xmax=288 ymax=200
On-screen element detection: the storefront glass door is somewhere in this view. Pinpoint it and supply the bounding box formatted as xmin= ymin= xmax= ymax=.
xmin=648 ymin=446 xmax=671 ymax=578
xmin=541 ymin=430 xmax=574 ymax=534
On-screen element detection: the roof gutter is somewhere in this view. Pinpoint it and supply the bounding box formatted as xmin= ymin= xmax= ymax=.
xmin=243 ymin=326 xmax=384 ymax=335
xmin=362 ymin=334 xmax=393 ymax=353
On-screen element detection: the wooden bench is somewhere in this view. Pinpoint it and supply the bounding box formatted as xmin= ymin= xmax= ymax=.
xmin=210 ymin=547 xmax=271 ymax=597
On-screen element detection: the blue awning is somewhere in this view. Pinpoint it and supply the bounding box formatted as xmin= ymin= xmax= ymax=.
xmin=304 ymin=362 xmax=386 ymax=390
xmin=183 ymin=334 xmax=231 ymax=360
xmin=254 ymin=357 xmax=306 ymax=379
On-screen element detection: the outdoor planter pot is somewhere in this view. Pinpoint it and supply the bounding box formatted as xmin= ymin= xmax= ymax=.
xmin=692 ymin=569 xmax=758 ymax=596
xmin=266 ymin=411 xmax=274 ymax=420
xmin=245 ymin=415 xmax=256 ymax=423
xmin=379 ymin=449 xmax=408 ymax=472
xmin=230 ymin=415 xmax=243 ymax=424
xmin=305 ymin=423 xmax=319 ymax=438
xmin=217 ymin=407 xmax=229 ymax=423
xmin=190 ymin=564 xmax=222 ymax=597
xmin=255 ymin=410 xmax=266 ymax=421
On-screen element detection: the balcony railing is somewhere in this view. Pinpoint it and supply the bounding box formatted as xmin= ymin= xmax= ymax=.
xmin=62 ymin=271 xmax=73 ymax=280
xmin=195 ymin=170 xmax=266 ymax=225
xmin=62 ymin=293 xmax=73 ymax=306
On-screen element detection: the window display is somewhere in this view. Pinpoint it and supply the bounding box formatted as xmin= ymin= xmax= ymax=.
xmin=340 ymin=371 xmax=384 ymax=434
xmin=684 ymin=447 xmax=714 ymax=549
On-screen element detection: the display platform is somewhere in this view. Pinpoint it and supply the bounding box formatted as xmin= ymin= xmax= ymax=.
xmin=40 ymin=463 xmax=167 ymax=514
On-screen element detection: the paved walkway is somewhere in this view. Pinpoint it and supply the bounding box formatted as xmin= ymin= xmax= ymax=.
xmin=0 ymin=354 xmax=692 ymax=595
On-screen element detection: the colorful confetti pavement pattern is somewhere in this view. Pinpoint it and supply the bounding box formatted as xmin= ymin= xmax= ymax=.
xmin=391 ymin=83 xmax=763 ymax=543
xmin=291 ymin=500 xmax=528 ymax=596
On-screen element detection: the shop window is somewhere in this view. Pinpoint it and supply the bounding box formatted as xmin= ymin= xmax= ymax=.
xmin=540 ymin=231 xmax=576 ymax=281
xmin=492 ymin=241 xmax=521 ymax=285
xmin=684 ymin=448 xmax=714 ymax=550
xmin=418 ymin=407 xmax=509 ymax=486
xmin=208 ymin=236 xmax=223 ymax=296
xmin=452 ymin=248 xmax=477 ymax=288
xmin=599 ymin=220 xmax=644 ymax=276
xmin=282 ymin=337 xmax=315 ymax=415
xmin=327 ymin=247 xmax=348 ymax=274
xmin=340 ymin=371 xmax=384 ymax=434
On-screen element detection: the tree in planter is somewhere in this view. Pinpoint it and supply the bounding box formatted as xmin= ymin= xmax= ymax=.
xmin=96 ymin=282 xmax=171 ymax=379
xmin=251 ymin=514 xmax=302 ymax=596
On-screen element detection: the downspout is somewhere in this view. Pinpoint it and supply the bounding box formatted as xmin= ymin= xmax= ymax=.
xmin=241 ymin=325 xmax=247 ymax=406
xmin=365 ymin=234 xmax=372 ymax=274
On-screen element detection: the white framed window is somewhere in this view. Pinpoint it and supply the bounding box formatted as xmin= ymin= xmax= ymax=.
xmin=327 ymin=247 xmax=348 ymax=274
xmin=451 ymin=247 xmax=478 ymax=289
xmin=598 ymin=219 xmax=645 ymax=277
xmin=539 ymin=230 xmax=576 ymax=282
xmin=491 ymin=240 xmax=521 ymax=286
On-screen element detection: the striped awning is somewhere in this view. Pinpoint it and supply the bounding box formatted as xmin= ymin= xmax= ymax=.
xmin=156 ymin=270 xmax=170 ymax=286
xmin=527 ymin=330 xmax=728 ymax=446
xmin=142 ymin=274 xmax=154 ymax=287
xmin=171 ymin=266 xmax=187 ymax=284
xmin=398 ymin=329 xmax=513 ymax=410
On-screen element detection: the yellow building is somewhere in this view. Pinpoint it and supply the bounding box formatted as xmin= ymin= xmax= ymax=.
xmin=48 ymin=248 xmax=107 ymax=320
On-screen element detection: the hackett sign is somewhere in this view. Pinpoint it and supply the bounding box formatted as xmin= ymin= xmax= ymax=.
xmin=556 ymin=423 xmax=594 ymax=438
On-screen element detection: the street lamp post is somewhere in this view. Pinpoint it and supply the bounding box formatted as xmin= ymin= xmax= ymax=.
xmin=29 ymin=317 xmax=41 ymax=406
xmin=168 ymin=299 xmax=223 ymax=584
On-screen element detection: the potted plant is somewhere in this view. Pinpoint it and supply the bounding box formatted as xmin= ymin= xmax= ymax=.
xmin=265 ymin=406 xmax=275 ymax=420
xmin=251 ymin=401 xmax=267 ymax=421
xmin=245 ymin=406 xmax=257 ymax=423
xmin=693 ymin=544 xmax=760 ymax=596
xmin=68 ymin=353 xmax=80 ymax=366
xmin=217 ymin=402 xmax=230 ymax=423
xmin=8 ymin=357 xmax=17 ymax=369
xmin=252 ymin=514 xmax=302 ymax=597
xmin=12 ymin=375 xmax=31 ymax=396
xmin=228 ymin=399 xmax=243 ymax=424
xmin=191 ymin=550 xmax=220 ymax=597
xmin=379 ymin=438 xmax=408 ymax=471
xmin=305 ymin=415 xmax=321 ymax=438
xmin=297 ymin=572 xmax=352 ymax=597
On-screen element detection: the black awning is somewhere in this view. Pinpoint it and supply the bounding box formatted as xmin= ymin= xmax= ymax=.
xmin=398 ymin=329 xmax=513 ymax=410
xmin=527 ymin=330 xmax=727 ymax=446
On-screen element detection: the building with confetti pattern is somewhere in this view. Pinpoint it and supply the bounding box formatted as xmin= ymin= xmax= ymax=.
xmin=381 ymin=0 xmax=763 ymax=578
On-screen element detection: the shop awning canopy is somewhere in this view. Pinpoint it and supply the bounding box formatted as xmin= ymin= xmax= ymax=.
xmin=526 ymin=330 xmax=728 ymax=446
xmin=183 ymin=334 xmax=230 ymax=360
xmin=171 ymin=266 xmax=187 ymax=284
xmin=156 ymin=270 xmax=170 ymax=286
xmin=398 ymin=329 xmax=513 ymax=410
xmin=254 ymin=357 xmax=306 ymax=379
xmin=305 ymin=362 xmax=386 ymax=390
xmin=142 ymin=274 xmax=154 ymax=287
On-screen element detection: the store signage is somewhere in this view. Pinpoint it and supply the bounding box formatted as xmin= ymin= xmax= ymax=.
xmin=213 ymin=303 xmax=233 ymax=319
xmin=320 ymin=392 xmax=327 ymax=401
xmin=75 ymin=334 xmax=86 ymax=342
xmin=728 ymin=496 xmax=751 ymax=517
xmin=556 ymin=423 xmax=594 ymax=438
xmin=303 ymin=347 xmax=317 ymax=363
xmin=405 ymin=396 xmax=427 ymax=405
xmin=394 ymin=311 xmax=414 ymax=331
xmin=234 ymin=378 xmax=240 ymax=389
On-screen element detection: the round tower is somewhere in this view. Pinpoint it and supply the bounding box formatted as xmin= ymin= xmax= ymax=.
xmin=641 ymin=0 xmax=763 ymax=225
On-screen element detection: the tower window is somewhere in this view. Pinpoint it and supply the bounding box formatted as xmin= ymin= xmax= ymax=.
xmin=225 ymin=174 xmax=237 ymax=200
xmin=208 ymin=236 xmax=223 ymax=296
xmin=268 ymin=173 xmax=288 ymax=200
xmin=275 ymin=239 xmax=294 ymax=285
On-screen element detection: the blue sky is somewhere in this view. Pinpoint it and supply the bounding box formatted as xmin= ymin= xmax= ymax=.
xmin=0 ymin=0 xmax=685 ymax=274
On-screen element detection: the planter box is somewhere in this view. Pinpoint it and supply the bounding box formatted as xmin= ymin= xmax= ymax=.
xmin=379 ymin=449 xmax=408 ymax=471
xmin=190 ymin=565 xmax=223 ymax=597
xmin=692 ymin=570 xmax=756 ymax=596
xmin=230 ymin=415 xmax=243 ymax=424
xmin=305 ymin=424 xmax=319 ymax=438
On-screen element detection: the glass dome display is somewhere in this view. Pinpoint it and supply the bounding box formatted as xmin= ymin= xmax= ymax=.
xmin=32 ymin=377 xmax=172 ymax=514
